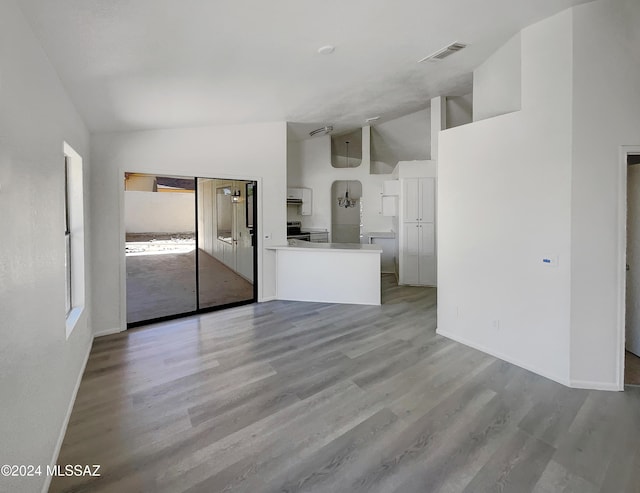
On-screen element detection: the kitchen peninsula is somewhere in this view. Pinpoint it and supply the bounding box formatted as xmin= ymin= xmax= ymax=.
xmin=267 ymin=240 xmax=382 ymax=305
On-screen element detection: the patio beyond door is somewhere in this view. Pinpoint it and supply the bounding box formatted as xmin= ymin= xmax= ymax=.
xmin=125 ymin=173 xmax=257 ymax=327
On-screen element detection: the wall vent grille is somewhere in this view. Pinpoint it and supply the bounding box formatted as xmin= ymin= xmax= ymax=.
xmin=419 ymin=42 xmax=467 ymax=63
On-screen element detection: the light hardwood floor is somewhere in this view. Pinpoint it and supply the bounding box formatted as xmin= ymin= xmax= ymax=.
xmin=52 ymin=276 xmax=640 ymax=492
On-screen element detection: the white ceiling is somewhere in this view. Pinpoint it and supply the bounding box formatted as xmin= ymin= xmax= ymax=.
xmin=19 ymin=0 xmax=590 ymax=134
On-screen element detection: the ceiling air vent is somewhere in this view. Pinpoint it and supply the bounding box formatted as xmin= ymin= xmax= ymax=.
xmin=418 ymin=42 xmax=467 ymax=63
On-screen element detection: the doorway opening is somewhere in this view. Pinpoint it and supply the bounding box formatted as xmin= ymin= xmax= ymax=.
xmin=124 ymin=173 xmax=257 ymax=327
xmin=331 ymin=180 xmax=362 ymax=243
xmin=625 ymin=151 xmax=640 ymax=385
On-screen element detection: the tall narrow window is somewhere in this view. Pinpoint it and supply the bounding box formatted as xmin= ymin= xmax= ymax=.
xmin=64 ymin=156 xmax=72 ymax=315
xmin=63 ymin=142 xmax=85 ymax=338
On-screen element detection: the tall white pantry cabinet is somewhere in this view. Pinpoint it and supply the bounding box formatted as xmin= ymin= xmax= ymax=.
xmin=399 ymin=177 xmax=436 ymax=286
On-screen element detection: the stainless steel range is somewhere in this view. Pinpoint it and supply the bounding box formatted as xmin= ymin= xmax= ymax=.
xmin=287 ymin=221 xmax=329 ymax=243
xmin=286 ymin=221 xmax=310 ymax=242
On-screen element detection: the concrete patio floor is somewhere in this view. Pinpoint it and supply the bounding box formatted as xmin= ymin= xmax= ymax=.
xmin=126 ymin=235 xmax=253 ymax=324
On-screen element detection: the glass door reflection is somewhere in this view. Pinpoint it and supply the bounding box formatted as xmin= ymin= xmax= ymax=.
xmin=197 ymin=179 xmax=256 ymax=310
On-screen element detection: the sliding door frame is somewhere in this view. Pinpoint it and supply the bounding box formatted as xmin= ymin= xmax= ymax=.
xmin=121 ymin=170 xmax=259 ymax=330
xmin=195 ymin=176 xmax=201 ymax=311
xmin=194 ymin=177 xmax=258 ymax=315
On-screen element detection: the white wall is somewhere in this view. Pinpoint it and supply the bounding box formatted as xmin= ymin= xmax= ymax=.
xmin=473 ymin=32 xmax=522 ymax=122
xmin=90 ymin=122 xmax=287 ymax=335
xmin=332 ymin=129 xmax=363 ymax=168
xmin=446 ymin=94 xmax=473 ymax=129
xmin=286 ymin=137 xmax=304 ymax=222
xmin=0 ymin=1 xmax=92 ymax=491
xmin=125 ymin=191 xmax=195 ymax=233
xmin=289 ymin=127 xmax=395 ymax=241
xmin=287 ymin=135 xmax=302 ymax=188
xmin=569 ymin=0 xmax=640 ymax=387
xmin=438 ymin=9 xmax=574 ymax=385
xmin=370 ymin=108 xmax=431 ymax=172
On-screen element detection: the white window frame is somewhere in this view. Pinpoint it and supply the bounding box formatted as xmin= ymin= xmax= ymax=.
xmin=64 ymin=142 xmax=85 ymax=339
xmin=64 ymin=156 xmax=72 ymax=315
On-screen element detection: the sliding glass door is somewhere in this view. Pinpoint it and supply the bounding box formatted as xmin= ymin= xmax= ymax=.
xmin=196 ymin=178 xmax=256 ymax=310
xmin=125 ymin=173 xmax=257 ymax=327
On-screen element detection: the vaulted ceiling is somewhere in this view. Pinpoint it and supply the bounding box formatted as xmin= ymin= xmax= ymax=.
xmin=19 ymin=0 xmax=591 ymax=133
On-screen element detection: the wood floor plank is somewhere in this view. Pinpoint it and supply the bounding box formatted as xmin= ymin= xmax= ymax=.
xmin=194 ymin=408 xmax=400 ymax=493
xmin=157 ymin=381 xmax=386 ymax=493
xmin=343 ymin=385 xmax=498 ymax=493
xmin=461 ymin=429 xmax=555 ymax=493
xmin=518 ymin=386 xmax=589 ymax=448
xmin=50 ymin=275 xmax=640 ymax=493
xmin=553 ymin=390 xmax=633 ymax=487
xmin=390 ymin=364 xmax=560 ymax=493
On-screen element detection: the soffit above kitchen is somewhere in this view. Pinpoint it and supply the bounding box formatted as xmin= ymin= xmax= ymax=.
xmin=18 ymin=0 xmax=591 ymax=134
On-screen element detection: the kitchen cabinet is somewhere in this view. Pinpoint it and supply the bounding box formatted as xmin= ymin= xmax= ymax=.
xmin=403 ymin=178 xmax=434 ymax=222
xmin=399 ymin=177 xmax=436 ymax=286
xmin=286 ymin=188 xmax=303 ymax=201
xmin=381 ymin=196 xmax=397 ymax=217
xmin=401 ymin=222 xmax=435 ymax=285
xmin=381 ymin=180 xmax=399 ymax=217
xmin=286 ymin=187 xmax=312 ymax=216
xmin=383 ymin=180 xmax=400 ymax=196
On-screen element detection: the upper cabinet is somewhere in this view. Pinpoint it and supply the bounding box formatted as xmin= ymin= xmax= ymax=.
xmin=286 ymin=187 xmax=312 ymax=215
xmin=286 ymin=188 xmax=303 ymax=202
xmin=381 ymin=179 xmax=400 ymax=217
xmin=402 ymin=178 xmax=434 ymax=223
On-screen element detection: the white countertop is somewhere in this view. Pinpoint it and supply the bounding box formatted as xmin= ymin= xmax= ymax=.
xmin=268 ymin=239 xmax=382 ymax=253
xmin=364 ymin=231 xmax=396 ymax=239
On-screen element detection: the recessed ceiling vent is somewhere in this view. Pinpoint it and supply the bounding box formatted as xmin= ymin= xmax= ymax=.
xmin=418 ymin=42 xmax=467 ymax=63
xmin=309 ymin=125 xmax=333 ymax=137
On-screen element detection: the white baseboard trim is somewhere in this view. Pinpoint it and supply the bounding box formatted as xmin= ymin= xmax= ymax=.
xmin=42 ymin=338 xmax=93 ymax=493
xmin=259 ymin=296 xmax=277 ymax=302
xmin=94 ymin=326 xmax=124 ymax=338
xmin=568 ymin=379 xmax=622 ymax=392
xmin=436 ymin=327 xmax=571 ymax=388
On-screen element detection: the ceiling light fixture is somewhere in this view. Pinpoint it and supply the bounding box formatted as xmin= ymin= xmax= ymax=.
xmin=317 ymin=45 xmax=335 ymax=55
xmin=309 ymin=125 xmax=333 ymax=137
